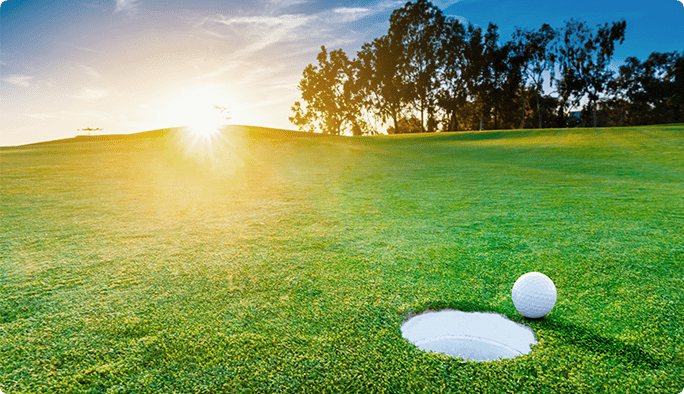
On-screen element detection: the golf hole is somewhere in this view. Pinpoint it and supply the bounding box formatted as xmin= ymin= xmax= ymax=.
xmin=401 ymin=310 xmax=537 ymax=362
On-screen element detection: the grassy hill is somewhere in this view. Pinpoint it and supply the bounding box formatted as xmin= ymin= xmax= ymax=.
xmin=1 ymin=125 xmax=683 ymax=393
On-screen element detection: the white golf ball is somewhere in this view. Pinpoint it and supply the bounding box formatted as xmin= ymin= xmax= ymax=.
xmin=511 ymin=272 xmax=557 ymax=318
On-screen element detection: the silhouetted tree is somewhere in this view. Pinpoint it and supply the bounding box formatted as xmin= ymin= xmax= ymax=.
xmin=387 ymin=115 xmax=423 ymax=134
xmin=554 ymin=19 xmax=590 ymax=126
xmin=437 ymin=17 xmax=468 ymax=131
xmin=461 ymin=24 xmax=487 ymax=130
xmin=512 ymin=24 xmax=556 ymax=129
xmin=615 ymin=52 xmax=684 ymax=125
xmin=555 ymin=19 xmax=626 ymax=127
xmin=290 ymin=46 xmax=364 ymax=135
xmin=388 ymin=0 xmax=446 ymax=132
xmin=472 ymin=23 xmax=510 ymax=130
xmin=356 ymin=35 xmax=409 ymax=134
xmin=496 ymin=40 xmax=526 ymax=130
xmin=291 ymin=0 xmax=658 ymax=135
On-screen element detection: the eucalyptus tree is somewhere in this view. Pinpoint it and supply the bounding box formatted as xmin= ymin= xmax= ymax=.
xmin=356 ymin=35 xmax=409 ymax=134
xmin=553 ymin=19 xmax=589 ymax=126
xmin=468 ymin=23 xmax=505 ymax=131
xmin=437 ymin=17 xmax=468 ymax=131
xmin=512 ymin=24 xmax=556 ymax=129
xmin=388 ymin=0 xmax=446 ymax=132
xmin=487 ymin=33 xmax=521 ymax=130
xmin=609 ymin=51 xmax=684 ymax=125
xmin=555 ymin=19 xmax=626 ymax=127
xmin=605 ymin=56 xmax=641 ymax=125
xmin=290 ymin=46 xmax=364 ymax=135
xmin=462 ymin=24 xmax=486 ymax=130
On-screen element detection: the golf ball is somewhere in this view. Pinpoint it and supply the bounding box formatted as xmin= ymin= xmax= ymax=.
xmin=511 ymin=272 xmax=557 ymax=318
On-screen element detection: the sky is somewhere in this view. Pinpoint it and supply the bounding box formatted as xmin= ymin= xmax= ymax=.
xmin=1 ymin=0 xmax=683 ymax=146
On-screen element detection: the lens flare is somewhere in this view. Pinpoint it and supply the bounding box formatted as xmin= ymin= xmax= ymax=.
xmin=183 ymin=121 xmax=224 ymax=160
xmin=189 ymin=121 xmax=222 ymax=140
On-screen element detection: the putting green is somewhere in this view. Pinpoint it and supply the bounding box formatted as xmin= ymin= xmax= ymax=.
xmin=1 ymin=125 xmax=683 ymax=393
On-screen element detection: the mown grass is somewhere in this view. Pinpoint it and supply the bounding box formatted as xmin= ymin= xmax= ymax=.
xmin=1 ymin=125 xmax=683 ymax=393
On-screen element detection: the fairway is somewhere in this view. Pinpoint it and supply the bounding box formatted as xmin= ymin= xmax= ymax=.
xmin=1 ymin=125 xmax=683 ymax=393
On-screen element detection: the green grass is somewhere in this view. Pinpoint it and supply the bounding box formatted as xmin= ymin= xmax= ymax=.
xmin=1 ymin=125 xmax=683 ymax=393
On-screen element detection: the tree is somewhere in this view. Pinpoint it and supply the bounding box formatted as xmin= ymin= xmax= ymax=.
xmin=356 ymin=35 xmax=408 ymax=134
xmin=470 ymin=23 xmax=505 ymax=131
xmin=512 ymin=24 xmax=556 ymax=129
xmin=290 ymin=46 xmax=364 ymax=135
xmin=437 ymin=17 xmax=468 ymax=131
xmin=388 ymin=0 xmax=446 ymax=132
xmin=386 ymin=115 xmax=423 ymax=134
xmin=492 ymin=39 xmax=524 ymax=130
xmin=606 ymin=56 xmax=641 ymax=125
xmin=462 ymin=24 xmax=487 ymax=130
xmin=555 ymin=19 xmax=626 ymax=128
xmin=554 ymin=19 xmax=591 ymax=127
xmin=609 ymin=51 xmax=684 ymax=125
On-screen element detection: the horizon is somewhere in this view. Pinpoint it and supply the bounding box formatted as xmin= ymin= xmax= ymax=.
xmin=2 ymin=0 xmax=683 ymax=146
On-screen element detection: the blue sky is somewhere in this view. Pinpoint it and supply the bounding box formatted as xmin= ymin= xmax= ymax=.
xmin=1 ymin=0 xmax=683 ymax=146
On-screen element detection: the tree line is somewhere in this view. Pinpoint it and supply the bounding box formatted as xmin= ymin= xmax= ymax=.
xmin=290 ymin=0 xmax=684 ymax=135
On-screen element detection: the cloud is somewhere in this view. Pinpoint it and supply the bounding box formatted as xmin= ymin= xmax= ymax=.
xmin=73 ymin=88 xmax=109 ymax=101
xmin=431 ymin=0 xmax=463 ymax=8
xmin=332 ymin=7 xmax=372 ymax=23
xmin=114 ymin=0 xmax=139 ymax=15
xmin=208 ymin=2 xmax=393 ymax=58
xmin=190 ymin=1 xmax=403 ymax=101
xmin=25 ymin=111 xmax=111 ymax=121
xmin=4 ymin=75 xmax=34 ymax=87
xmin=196 ymin=62 xmax=244 ymax=80
xmin=79 ymin=65 xmax=101 ymax=79
xmin=445 ymin=14 xmax=468 ymax=25
xmin=212 ymin=14 xmax=313 ymax=55
xmin=24 ymin=113 xmax=57 ymax=120
xmin=214 ymin=14 xmax=311 ymax=29
xmin=56 ymin=41 xmax=110 ymax=55
xmin=267 ymin=0 xmax=309 ymax=6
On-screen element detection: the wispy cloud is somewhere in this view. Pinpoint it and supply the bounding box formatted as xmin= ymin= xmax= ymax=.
xmin=266 ymin=0 xmax=309 ymax=7
xmin=192 ymin=2 xmax=398 ymax=88
xmin=332 ymin=7 xmax=372 ymax=23
xmin=73 ymin=87 xmax=109 ymax=101
xmin=25 ymin=111 xmax=111 ymax=121
xmin=445 ymin=14 xmax=468 ymax=25
xmin=212 ymin=14 xmax=313 ymax=55
xmin=24 ymin=113 xmax=57 ymax=120
xmin=4 ymin=75 xmax=34 ymax=87
xmin=431 ymin=0 xmax=463 ymax=7
xmin=196 ymin=61 xmax=244 ymax=80
xmin=114 ymin=0 xmax=139 ymax=15
xmin=83 ymin=1 xmax=106 ymax=9
xmin=79 ymin=65 xmax=101 ymax=79
xmin=214 ymin=14 xmax=310 ymax=28
xmin=56 ymin=41 xmax=110 ymax=55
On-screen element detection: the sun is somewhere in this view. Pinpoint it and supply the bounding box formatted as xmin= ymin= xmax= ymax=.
xmin=189 ymin=120 xmax=222 ymax=140
xmin=183 ymin=119 xmax=225 ymax=160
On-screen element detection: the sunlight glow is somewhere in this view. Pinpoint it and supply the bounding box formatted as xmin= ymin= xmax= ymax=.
xmin=153 ymin=84 xmax=234 ymax=156
xmin=189 ymin=120 xmax=222 ymax=140
xmin=156 ymin=84 xmax=232 ymax=130
xmin=183 ymin=120 xmax=225 ymax=161
xmin=146 ymin=84 xmax=253 ymax=175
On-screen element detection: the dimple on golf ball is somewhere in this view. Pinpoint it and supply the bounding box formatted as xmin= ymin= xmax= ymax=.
xmin=511 ymin=272 xmax=557 ymax=318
